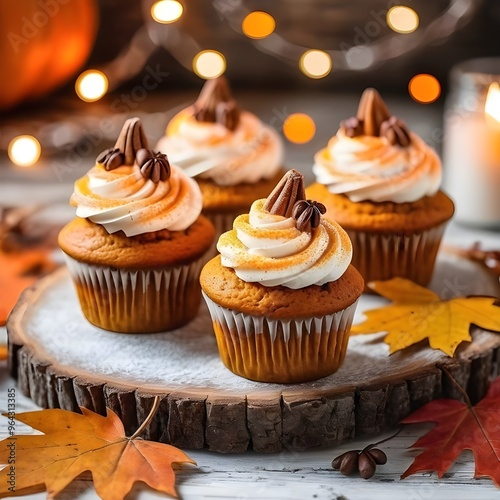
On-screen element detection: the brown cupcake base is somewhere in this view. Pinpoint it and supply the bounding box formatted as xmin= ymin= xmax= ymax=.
xmin=204 ymin=294 xmax=358 ymax=383
xmin=347 ymin=224 xmax=446 ymax=291
xmin=65 ymin=254 xmax=204 ymax=333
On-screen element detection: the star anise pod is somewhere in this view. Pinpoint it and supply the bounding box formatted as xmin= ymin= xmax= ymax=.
xmin=96 ymin=148 xmax=124 ymax=171
xmin=340 ymin=116 xmax=364 ymax=138
xmin=292 ymin=200 xmax=326 ymax=232
xmin=380 ymin=116 xmax=412 ymax=147
xmin=136 ymin=149 xmax=171 ymax=183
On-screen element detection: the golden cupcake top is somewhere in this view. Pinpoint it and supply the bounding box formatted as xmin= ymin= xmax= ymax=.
xmin=217 ymin=170 xmax=352 ymax=289
xmin=71 ymin=117 xmax=203 ymax=237
xmin=313 ymin=88 xmax=442 ymax=203
xmin=157 ymin=76 xmax=283 ymax=186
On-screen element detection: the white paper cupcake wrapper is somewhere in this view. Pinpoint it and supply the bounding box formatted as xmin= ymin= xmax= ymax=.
xmin=63 ymin=253 xmax=204 ymax=333
xmin=203 ymin=292 xmax=358 ymax=383
xmin=346 ymin=223 xmax=447 ymax=288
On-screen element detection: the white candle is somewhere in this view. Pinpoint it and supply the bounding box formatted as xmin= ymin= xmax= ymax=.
xmin=443 ymin=82 xmax=500 ymax=227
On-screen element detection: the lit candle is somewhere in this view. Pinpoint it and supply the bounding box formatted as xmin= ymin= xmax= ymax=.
xmin=443 ymin=61 xmax=500 ymax=227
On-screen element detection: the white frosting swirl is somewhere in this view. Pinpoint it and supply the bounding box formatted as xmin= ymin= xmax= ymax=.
xmin=313 ymin=131 xmax=442 ymax=203
xmin=157 ymin=109 xmax=283 ymax=186
xmin=71 ymin=163 xmax=202 ymax=236
xmin=217 ymin=199 xmax=352 ymax=289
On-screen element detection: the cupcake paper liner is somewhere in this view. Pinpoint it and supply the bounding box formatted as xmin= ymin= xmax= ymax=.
xmin=346 ymin=223 xmax=447 ymax=290
xmin=64 ymin=254 xmax=204 ymax=333
xmin=203 ymin=292 xmax=358 ymax=383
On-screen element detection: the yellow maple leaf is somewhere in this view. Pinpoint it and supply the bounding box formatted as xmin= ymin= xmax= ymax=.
xmin=0 ymin=399 xmax=194 ymax=499
xmin=351 ymin=278 xmax=500 ymax=356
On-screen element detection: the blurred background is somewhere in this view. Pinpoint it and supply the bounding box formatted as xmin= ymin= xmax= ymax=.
xmin=0 ymin=0 xmax=499 ymax=331
xmin=0 ymin=0 xmax=500 ymax=216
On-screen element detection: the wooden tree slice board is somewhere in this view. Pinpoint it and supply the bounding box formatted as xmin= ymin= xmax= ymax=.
xmin=7 ymin=253 xmax=500 ymax=453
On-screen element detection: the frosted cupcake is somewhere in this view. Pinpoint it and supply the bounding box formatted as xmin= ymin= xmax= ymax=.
xmin=58 ymin=117 xmax=215 ymax=333
xmin=200 ymin=170 xmax=363 ymax=383
xmin=157 ymin=76 xmax=285 ymax=238
xmin=307 ymin=88 xmax=454 ymax=288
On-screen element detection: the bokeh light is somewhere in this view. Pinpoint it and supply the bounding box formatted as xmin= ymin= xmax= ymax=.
xmin=283 ymin=113 xmax=316 ymax=144
xmin=300 ymin=50 xmax=332 ymax=79
xmin=242 ymin=11 xmax=275 ymax=39
xmin=8 ymin=135 xmax=41 ymax=167
xmin=409 ymin=74 xmax=441 ymax=104
xmin=75 ymin=70 xmax=108 ymax=102
xmin=485 ymin=82 xmax=500 ymax=124
xmin=345 ymin=46 xmax=374 ymax=70
xmin=151 ymin=0 xmax=183 ymax=24
xmin=387 ymin=6 xmax=419 ymax=34
xmin=193 ymin=50 xmax=226 ymax=79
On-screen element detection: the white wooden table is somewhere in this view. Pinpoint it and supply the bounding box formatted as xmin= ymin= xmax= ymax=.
xmin=1 ymin=92 xmax=500 ymax=499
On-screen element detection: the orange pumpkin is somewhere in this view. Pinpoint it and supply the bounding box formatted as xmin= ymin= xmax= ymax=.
xmin=0 ymin=0 xmax=98 ymax=110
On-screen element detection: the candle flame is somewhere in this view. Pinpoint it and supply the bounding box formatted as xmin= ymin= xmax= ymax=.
xmin=485 ymin=82 xmax=500 ymax=124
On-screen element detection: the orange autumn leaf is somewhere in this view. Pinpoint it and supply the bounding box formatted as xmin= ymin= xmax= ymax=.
xmin=351 ymin=278 xmax=500 ymax=356
xmin=0 ymin=250 xmax=56 ymax=326
xmin=0 ymin=401 xmax=194 ymax=499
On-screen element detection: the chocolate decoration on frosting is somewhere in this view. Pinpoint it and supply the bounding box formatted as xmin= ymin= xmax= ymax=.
xmin=356 ymin=88 xmax=391 ymax=136
xmin=339 ymin=89 xmax=412 ymax=147
xmin=136 ymin=148 xmax=171 ymax=183
xmin=193 ymin=76 xmax=240 ymax=131
xmin=292 ymin=200 xmax=326 ymax=232
xmin=114 ymin=117 xmax=149 ymax=165
xmin=340 ymin=116 xmax=364 ymax=138
xmin=264 ymin=169 xmax=306 ymax=218
xmin=380 ymin=116 xmax=411 ymax=147
xmin=96 ymin=148 xmax=124 ymax=171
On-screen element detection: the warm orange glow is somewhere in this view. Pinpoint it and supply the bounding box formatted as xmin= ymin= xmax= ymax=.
xmin=283 ymin=113 xmax=316 ymax=144
xmin=8 ymin=135 xmax=41 ymax=167
xmin=193 ymin=50 xmax=226 ymax=79
xmin=409 ymin=74 xmax=441 ymax=104
xmin=485 ymin=82 xmax=500 ymax=124
xmin=300 ymin=50 xmax=332 ymax=79
xmin=387 ymin=6 xmax=419 ymax=34
xmin=75 ymin=70 xmax=108 ymax=102
xmin=151 ymin=0 xmax=183 ymax=23
xmin=242 ymin=11 xmax=275 ymax=39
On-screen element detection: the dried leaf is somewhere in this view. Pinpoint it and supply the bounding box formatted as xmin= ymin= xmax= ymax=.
xmin=351 ymin=278 xmax=500 ymax=356
xmin=0 ymin=250 xmax=56 ymax=326
xmin=0 ymin=404 xmax=194 ymax=499
xmin=401 ymin=377 xmax=500 ymax=486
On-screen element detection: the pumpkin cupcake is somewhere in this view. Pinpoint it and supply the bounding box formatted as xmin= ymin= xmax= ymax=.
xmin=200 ymin=170 xmax=363 ymax=384
xmin=157 ymin=76 xmax=285 ymax=239
xmin=58 ymin=117 xmax=215 ymax=333
xmin=307 ymin=88 xmax=454 ymax=288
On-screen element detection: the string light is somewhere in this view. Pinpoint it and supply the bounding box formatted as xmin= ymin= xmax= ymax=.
xmin=193 ymin=50 xmax=226 ymax=79
xmin=8 ymin=136 xmax=41 ymax=167
xmin=387 ymin=6 xmax=419 ymax=34
xmin=300 ymin=50 xmax=332 ymax=79
xmin=75 ymin=70 xmax=108 ymax=102
xmin=242 ymin=11 xmax=275 ymax=39
xmin=151 ymin=0 xmax=183 ymax=24
xmin=409 ymin=74 xmax=441 ymax=104
xmin=283 ymin=114 xmax=316 ymax=144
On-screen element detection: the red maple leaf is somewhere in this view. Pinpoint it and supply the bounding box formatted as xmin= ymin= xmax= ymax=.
xmin=401 ymin=377 xmax=500 ymax=486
